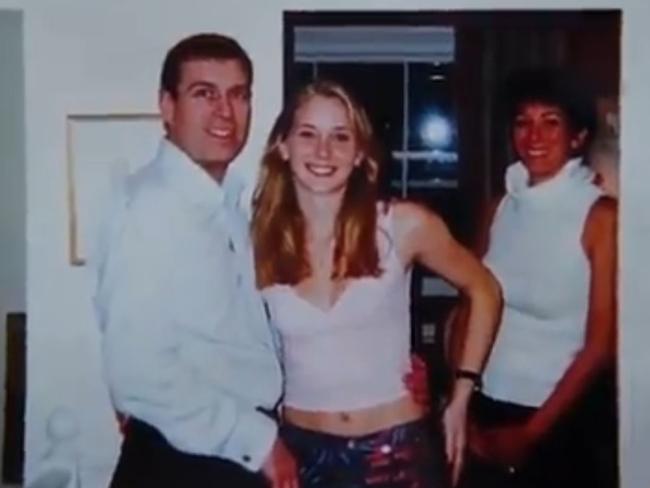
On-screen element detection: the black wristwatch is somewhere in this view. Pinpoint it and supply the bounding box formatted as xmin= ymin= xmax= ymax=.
xmin=454 ymin=369 xmax=482 ymax=391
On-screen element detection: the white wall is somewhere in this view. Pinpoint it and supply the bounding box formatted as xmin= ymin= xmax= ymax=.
xmin=18 ymin=0 xmax=650 ymax=486
xmin=0 ymin=6 xmax=25 ymax=482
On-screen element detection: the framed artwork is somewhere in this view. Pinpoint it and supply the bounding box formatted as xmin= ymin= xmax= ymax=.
xmin=65 ymin=113 xmax=162 ymax=265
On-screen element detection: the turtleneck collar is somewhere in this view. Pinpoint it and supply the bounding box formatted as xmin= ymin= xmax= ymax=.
xmin=505 ymin=157 xmax=594 ymax=205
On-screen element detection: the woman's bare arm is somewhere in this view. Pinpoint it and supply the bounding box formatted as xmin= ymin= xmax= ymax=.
xmin=393 ymin=200 xmax=502 ymax=389
xmin=393 ymin=201 xmax=502 ymax=482
xmin=525 ymin=197 xmax=617 ymax=439
xmin=446 ymin=196 xmax=503 ymax=369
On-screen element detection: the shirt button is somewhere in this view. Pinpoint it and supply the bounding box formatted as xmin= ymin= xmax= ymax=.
xmin=347 ymin=439 xmax=355 ymax=449
xmin=236 ymin=274 xmax=243 ymax=287
xmin=242 ymin=454 xmax=251 ymax=463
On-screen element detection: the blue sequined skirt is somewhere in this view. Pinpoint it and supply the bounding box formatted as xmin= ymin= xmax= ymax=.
xmin=280 ymin=418 xmax=449 ymax=487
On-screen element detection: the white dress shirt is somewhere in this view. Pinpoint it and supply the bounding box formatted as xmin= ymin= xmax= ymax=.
xmin=93 ymin=139 xmax=283 ymax=471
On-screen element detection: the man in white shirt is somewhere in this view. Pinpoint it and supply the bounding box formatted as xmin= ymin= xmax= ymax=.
xmin=93 ymin=33 xmax=297 ymax=488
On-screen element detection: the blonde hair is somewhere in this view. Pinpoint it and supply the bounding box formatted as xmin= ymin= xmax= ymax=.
xmin=252 ymin=80 xmax=384 ymax=288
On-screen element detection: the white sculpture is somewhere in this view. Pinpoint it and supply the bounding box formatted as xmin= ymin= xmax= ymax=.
xmin=28 ymin=407 xmax=80 ymax=488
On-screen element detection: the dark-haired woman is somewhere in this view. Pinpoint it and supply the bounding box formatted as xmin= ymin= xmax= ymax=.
xmin=457 ymin=68 xmax=617 ymax=488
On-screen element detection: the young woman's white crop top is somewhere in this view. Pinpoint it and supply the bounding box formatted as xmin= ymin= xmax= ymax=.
xmin=261 ymin=206 xmax=413 ymax=411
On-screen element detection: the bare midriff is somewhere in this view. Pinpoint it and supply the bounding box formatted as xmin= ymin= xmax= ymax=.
xmin=283 ymin=395 xmax=426 ymax=436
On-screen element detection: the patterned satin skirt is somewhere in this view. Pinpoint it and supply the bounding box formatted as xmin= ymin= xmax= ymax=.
xmin=280 ymin=418 xmax=449 ymax=487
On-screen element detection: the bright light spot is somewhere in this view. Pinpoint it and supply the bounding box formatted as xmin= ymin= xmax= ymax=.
xmin=420 ymin=115 xmax=451 ymax=148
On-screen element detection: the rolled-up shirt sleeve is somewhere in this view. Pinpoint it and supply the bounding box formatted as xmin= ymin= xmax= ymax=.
xmin=94 ymin=202 xmax=276 ymax=471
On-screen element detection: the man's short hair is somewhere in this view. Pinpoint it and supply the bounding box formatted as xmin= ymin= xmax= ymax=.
xmin=160 ymin=33 xmax=253 ymax=97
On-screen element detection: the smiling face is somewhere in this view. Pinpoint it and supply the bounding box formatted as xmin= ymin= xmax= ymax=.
xmin=279 ymin=94 xmax=363 ymax=196
xmin=512 ymin=101 xmax=587 ymax=185
xmin=160 ymin=58 xmax=251 ymax=181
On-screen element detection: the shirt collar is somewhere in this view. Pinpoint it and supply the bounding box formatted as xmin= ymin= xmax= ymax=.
xmin=155 ymin=138 xmax=244 ymax=212
xmin=505 ymin=157 xmax=593 ymax=201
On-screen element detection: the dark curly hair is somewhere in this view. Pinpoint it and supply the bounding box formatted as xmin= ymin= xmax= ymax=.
xmin=502 ymin=67 xmax=597 ymax=144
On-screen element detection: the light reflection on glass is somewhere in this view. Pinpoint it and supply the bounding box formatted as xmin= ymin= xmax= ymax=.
xmin=419 ymin=113 xmax=452 ymax=148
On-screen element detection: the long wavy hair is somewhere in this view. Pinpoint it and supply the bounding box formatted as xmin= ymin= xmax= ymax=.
xmin=252 ymin=80 xmax=384 ymax=288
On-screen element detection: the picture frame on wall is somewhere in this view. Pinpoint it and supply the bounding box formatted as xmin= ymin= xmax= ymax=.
xmin=65 ymin=113 xmax=162 ymax=266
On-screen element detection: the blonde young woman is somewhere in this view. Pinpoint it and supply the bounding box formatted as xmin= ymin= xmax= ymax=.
xmin=252 ymin=80 xmax=501 ymax=487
